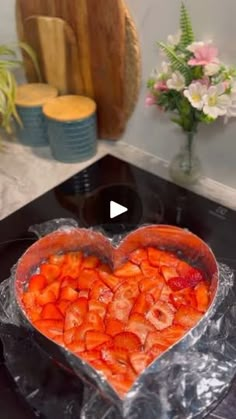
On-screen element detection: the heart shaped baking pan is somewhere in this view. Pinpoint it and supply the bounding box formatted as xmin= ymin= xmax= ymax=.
xmin=15 ymin=225 xmax=218 ymax=410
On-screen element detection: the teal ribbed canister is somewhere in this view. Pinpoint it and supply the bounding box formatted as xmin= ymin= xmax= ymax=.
xmin=15 ymin=83 xmax=58 ymax=146
xmin=43 ymin=95 xmax=97 ymax=163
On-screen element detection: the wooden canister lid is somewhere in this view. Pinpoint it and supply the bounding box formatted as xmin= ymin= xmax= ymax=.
xmin=43 ymin=95 xmax=96 ymax=122
xmin=15 ymin=83 xmax=58 ymax=107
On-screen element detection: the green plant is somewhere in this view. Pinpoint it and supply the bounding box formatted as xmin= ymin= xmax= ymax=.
xmin=0 ymin=42 xmax=41 ymax=134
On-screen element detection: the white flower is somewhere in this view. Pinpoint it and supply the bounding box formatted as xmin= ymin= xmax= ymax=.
xmin=203 ymin=84 xmax=231 ymax=119
xmin=166 ymin=71 xmax=185 ymax=91
xmin=187 ymin=41 xmax=205 ymax=53
xmin=184 ymin=82 xmax=207 ymax=110
xmin=167 ymin=30 xmax=182 ymax=46
xmin=225 ymin=82 xmax=236 ymax=121
xmin=204 ymin=62 xmax=221 ymax=76
xmin=161 ymin=61 xmax=171 ymax=75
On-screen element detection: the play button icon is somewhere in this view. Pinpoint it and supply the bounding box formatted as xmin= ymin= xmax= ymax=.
xmin=110 ymin=201 xmax=128 ymax=219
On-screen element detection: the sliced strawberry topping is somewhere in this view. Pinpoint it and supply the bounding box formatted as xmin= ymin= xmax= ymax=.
xmin=57 ymin=299 xmax=71 ymax=315
xmin=107 ymin=298 xmax=133 ymax=323
xmin=146 ymin=301 xmax=175 ymax=330
xmin=105 ymin=318 xmax=125 ymax=336
xmin=145 ymin=332 xmax=169 ymax=351
xmin=174 ymin=305 xmax=203 ymax=328
xmin=60 ymin=286 xmax=79 ymax=302
xmin=64 ymin=298 xmax=88 ymax=330
xmin=77 ymin=269 xmax=99 ymax=289
xmin=88 ymin=300 xmax=107 ymax=319
xmin=90 ymin=280 xmax=113 ymax=304
xmin=28 ymin=274 xmax=47 ymax=293
xmin=129 ymin=248 xmax=148 ymax=265
xmin=40 ymin=263 xmax=61 ymax=283
xmin=66 ymin=339 xmax=86 ymax=354
xmin=34 ymin=319 xmax=63 ymax=339
xmin=114 ymin=261 xmax=141 ymax=277
xmin=114 ymin=279 xmax=139 ymax=300
xmin=147 ymin=247 xmax=163 ymax=267
xmin=113 ymin=332 xmax=142 ymax=352
xmin=99 ymin=271 xmax=121 ymax=290
xmin=129 ymin=352 xmax=151 ymax=374
xmin=141 ymin=260 xmax=159 ymax=277
xmin=84 ymin=312 xmax=104 ymax=331
xmin=148 ymin=343 xmax=167 ymax=361
xmin=194 ymin=281 xmax=209 ymax=312
xmin=160 ymin=325 xmax=187 ymax=345
xmin=61 ymin=276 xmax=78 ymax=290
xmin=49 ymin=253 xmax=65 ymax=266
xmin=131 ymin=292 xmax=154 ymax=315
xmin=161 ymin=266 xmax=178 ymax=282
xmin=41 ymin=303 xmax=63 ymax=320
xmin=81 ymin=255 xmax=100 ymax=269
xmin=126 ymin=313 xmax=155 ymax=344
xmin=170 ymin=287 xmax=197 ymax=309
xmin=102 ymin=347 xmax=129 ymax=374
xmin=108 ymin=373 xmax=135 ymax=398
xmin=85 ymin=331 xmax=112 ymax=351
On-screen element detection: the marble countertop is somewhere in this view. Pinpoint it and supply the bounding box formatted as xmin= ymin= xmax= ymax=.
xmin=1 ymin=138 xmax=236 ymax=221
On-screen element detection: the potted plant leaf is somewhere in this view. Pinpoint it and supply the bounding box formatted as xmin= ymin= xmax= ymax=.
xmin=0 ymin=42 xmax=41 ymax=135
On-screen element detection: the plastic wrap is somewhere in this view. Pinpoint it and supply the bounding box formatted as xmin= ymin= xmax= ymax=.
xmin=0 ymin=218 xmax=236 ymax=419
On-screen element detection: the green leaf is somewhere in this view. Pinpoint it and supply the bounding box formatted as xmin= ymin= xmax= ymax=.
xmin=179 ymin=2 xmax=194 ymax=47
xmin=158 ymin=42 xmax=192 ymax=83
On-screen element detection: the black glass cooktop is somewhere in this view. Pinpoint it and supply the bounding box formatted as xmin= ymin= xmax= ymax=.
xmin=0 ymin=154 xmax=236 ymax=419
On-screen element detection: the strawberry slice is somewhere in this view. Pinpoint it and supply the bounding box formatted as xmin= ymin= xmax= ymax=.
xmin=159 ymin=251 xmax=179 ymax=268
xmin=177 ymin=261 xmax=205 ymax=286
xmin=79 ymin=350 xmax=101 ymax=362
xmin=105 ymin=318 xmax=125 ymax=336
xmin=60 ymin=263 xmax=80 ymax=280
xmin=99 ymin=271 xmax=121 ymax=290
xmin=113 ymin=332 xmax=141 ymax=352
xmin=77 ymin=269 xmax=99 ymax=289
xmin=126 ymin=313 xmax=155 ymax=344
xmin=78 ymin=290 xmax=90 ymax=299
xmin=53 ymin=334 xmax=64 ymax=346
xmin=64 ymin=327 xmax=78 ymax=345
xmin=28 ymin=274 xmax=47 ymax=293
xmin=129 ymin=248 xmax=148 ymax=265
xmin=64 ymin=251 xmax=83 ymax=267
xmin=147 ymin=247 xmax=163 ymax=267
xmin=49 ymin=253 xmax=65 ymax=266
xmin=140 ymin=261 xmax=159 ymax=277
xmin=81 ymin=255 xmax=100 ymax=269
xmin=194 ymin=281 xmax=209 ymax=312
xmin=107 ymin=298 xmax=133 ymax=323
xmin=41 ymin=303 xmax=63 ymax=320
xmin=114 ymin=262 xmax=141 ymax=277
xmin=102 ymin=347 xmax=129 ymax=374
xmin=145 ymin=331 xmax=170 ymax=351
xmin=34 ymin=319 xmax=63 ymax=339
xmin=57 ymin=299 xmax=71 ymax=315
xmin=170 ymin=287 xmax=197 ymax=309
xmin=66 ymin=339 xmax=86 ymax=354
xmin=85 ymin=331 xmax=112 ymax=351
xmin=98 ymin=263 xmax=112 ymax=274
xmin=161 ymin=266 xmax=178 ymax=282
xmin=88 ymin=359 xmax=112 ymax=378
xmin=36 ymin=285 xmax=58 ymax=306
xmin=174 ymin=305 xmax=203 ymax=328
xmin=84 ymin=312 xmax=105 ymax=331
xmin=61 ymin=276 xmax=78 ymax=290
xmin=114 ymin=279 xmax=139 ymax=300
xmin=161 ymin=324 xmax=187 ymax=345
xmin=148 ymin=343 xmax=168 ymax=361
xmin=129 ymin=352 xmax=151 ymax=374
xmin=27 ymin=306 xmax=42 ymax=322
xmin=60 ymin=286 xmax=79 ymax=302
xmin=158 ymin=282 xmax=172 ymax=301
xmin=146 ymin=301 xmax=175 ymax=330
xmin=22 ymin=291 xmax=37 ymax=309
xmin=131 ymin=292 xmax=154 ymax=315
xmin=89 ymin=300 xmax=107 ymax=319
xmin=108 ymin=373 xmax=135 ymax=398
xmin=139 ymin=274 xmax=164 ymax=294
xmin=90 ymin=280 xmax=113 ymax=304
xmin=40 ymin=263 xmax=61 ymax=283
xmin=64 ymin=298 xmax=88 ymax=330
xmin=73 ymin=322 xmax=96 ymax=341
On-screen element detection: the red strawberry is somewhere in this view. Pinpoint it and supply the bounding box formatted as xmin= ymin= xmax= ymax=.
xmin=105 ymin=318 xmax=125 ymax=336
xmin=40 ymin=263 xmax=61 ymax=283
xmin=148 ymin=343 xmax=167 ymax=361
xmin=36 ymin=287 xmax=58 ymax=306
xmin=64 ymin=251 xmax=83 ymax=267
xmin=140 ymin=261 xmax=159 ymax=277
xmin=85 ymin=331 xmax=112 ymax=351
xmin=60 ymin=286 xmax=79 ymax=302
xmin=78 ymin=289 xmax=90 ymax=299
xmin=99 ymin=271 xmax=121 ymax=290
xmin=61 ymin=276 xmax=78 ymax=289
xmin=114 ymin=279 xmax=139 ymax=300
xmin=88 ymin=359 xmax=112 ymax=378
xmin=108 ymin=373 xmax=135 ymax=398
xmin=73 ymin=322 xmax=96 ymax=340
xmin=49 ymin=253 xmax=65 ymax=266
xmin=126 ymin=313 xmax=155 ymax=344
xmin=107 ymin=298 xmax=133 ymax=323
xmin=22 ymin=291 xmax=37 ymax=309
xmin=129 ymin=352 xmax=151 ymax=374
xmin=34 ymin=319 xmax=63 ymax=339
xmin=53 ymin=334 xmax=64 ymax=346
xmin=77 ymin=269 xmax=99 ymax=289
xmin=177 ymin=261 xmax=205 ymax=286
xmin=59 ymin=263 xmax=80 ymax=280
xmin=131 ymin=292 xmax=154 ymax=315
xmin=159 ymin=251 xmax=179 ymax=268
xmin=161 ymin=266 xmax=178 ymax=282
xmin=64 ymin=298 xmax=88 ymax=330
xmin=174 ymin=305 xmax=203 ymax=328
xmin=63 ymin=327 xmax=78 ymax=345
xmin=194 ymin=281 xmax=209 ymax=312
xmin=159 ymin=282 xmax=173 ymax=300
xmin=170 ymin=287 xmax=197 ymax=309
xmin=41 ymin=303 xmax=63 ymax=320
xmin=139 ymin=274 xmax=164 ymax=294
xmin=84 ymin=312 xmax=104 ymax=331
xmin=102 ymin=347 xmax=129 ymax=374
xmin=28 ymin=274 xmax=47 ymax=293
xmin=129 ymin=248 xmax=148 ymax=265
xmin=114 ymin=262 xmax=141 ymax=277
xmin=27 ymin=306 xmax=42 ymax=322
xmin=81 ymin=255 xmax=100 ymax=269
xmin=66 ymin=339 xmax=86 ymax=354
xmin=57 ymin=299 xmax=71 ymax=315
xmin=147 ymin=247 xmax=163 ymax=267
xmin=113 ymin=332 xmax=141 ymax=352
xmin=98 ymin=263 xmax=112 ymax=274
xmin=161 ymin=325 xmax=187 ymax=345
xmin=145 ymin=331 xmax=169 ymax=351
xmin=90 ymin=280 xmax=113 ymax=304
xmin=146 ymin=301 xmax=175 ymax=330
xmin=88 ymin=300 xmax=107 ymax=319
xmin=79 ymin=350 xmax=101 ymax=362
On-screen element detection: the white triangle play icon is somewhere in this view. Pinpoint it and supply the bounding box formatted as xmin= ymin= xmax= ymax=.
xmin=110 ymin=201 xmax=128 ymax=219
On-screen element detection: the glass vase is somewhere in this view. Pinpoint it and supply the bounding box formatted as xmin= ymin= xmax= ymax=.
xmin=169 ymin=131 xmax=202 ymax=186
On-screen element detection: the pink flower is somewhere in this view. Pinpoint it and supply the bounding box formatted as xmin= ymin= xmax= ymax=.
xmin=154 ymin=81 xmax=168 ymax=92
xmin=145 ymin=94 xmax=156 ymax=107
xmin=193 ymin=77 xmax=210 ymax=87
xmin=188 ymin=43 xmax=219 ymax=66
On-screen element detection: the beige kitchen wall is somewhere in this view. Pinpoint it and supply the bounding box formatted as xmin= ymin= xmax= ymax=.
xmin=2 ymin=0 xmax=236 ymax=187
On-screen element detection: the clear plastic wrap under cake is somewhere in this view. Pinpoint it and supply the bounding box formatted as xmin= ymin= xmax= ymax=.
xmin=0 ymin=218 xmax=236 ymax=419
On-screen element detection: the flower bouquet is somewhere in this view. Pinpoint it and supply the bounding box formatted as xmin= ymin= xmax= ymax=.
xmin=146 ymin=3 xmax=236 ymax=185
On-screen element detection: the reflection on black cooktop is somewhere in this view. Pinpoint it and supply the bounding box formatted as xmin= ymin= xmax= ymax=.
xmin=0 ymin=154 xmax=236 ymax=419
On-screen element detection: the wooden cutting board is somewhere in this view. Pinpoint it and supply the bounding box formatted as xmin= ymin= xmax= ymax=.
xmin=16 ymin=0 xmax=141 ymax=139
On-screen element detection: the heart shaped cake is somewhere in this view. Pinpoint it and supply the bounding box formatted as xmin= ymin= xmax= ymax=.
xmin=16 ymin=225 xmax=218 ymax=399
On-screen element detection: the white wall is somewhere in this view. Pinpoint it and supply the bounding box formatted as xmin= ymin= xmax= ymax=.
xmin=1 ymin=0 xmax=236 ymax=187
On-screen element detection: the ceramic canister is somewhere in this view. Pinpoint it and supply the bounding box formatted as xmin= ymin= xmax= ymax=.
xmin=43 ymin=95 xmax=97 ymax=163
xmin=15 ymin=83 xmax=58 ymax=146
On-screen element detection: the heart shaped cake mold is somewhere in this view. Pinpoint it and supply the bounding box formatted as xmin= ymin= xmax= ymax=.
xmin=2 ymin=219 xmax=235 ymax=419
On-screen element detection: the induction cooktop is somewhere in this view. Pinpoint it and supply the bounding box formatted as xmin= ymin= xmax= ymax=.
xmin=0 ymin=154 xmax=235 ymax=419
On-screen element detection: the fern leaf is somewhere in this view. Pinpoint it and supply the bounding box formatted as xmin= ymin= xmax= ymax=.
xmin=158 ymin=42 xmax=191 ymax=83
xmin=179 ymin=2 xmax=194 ymax=47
